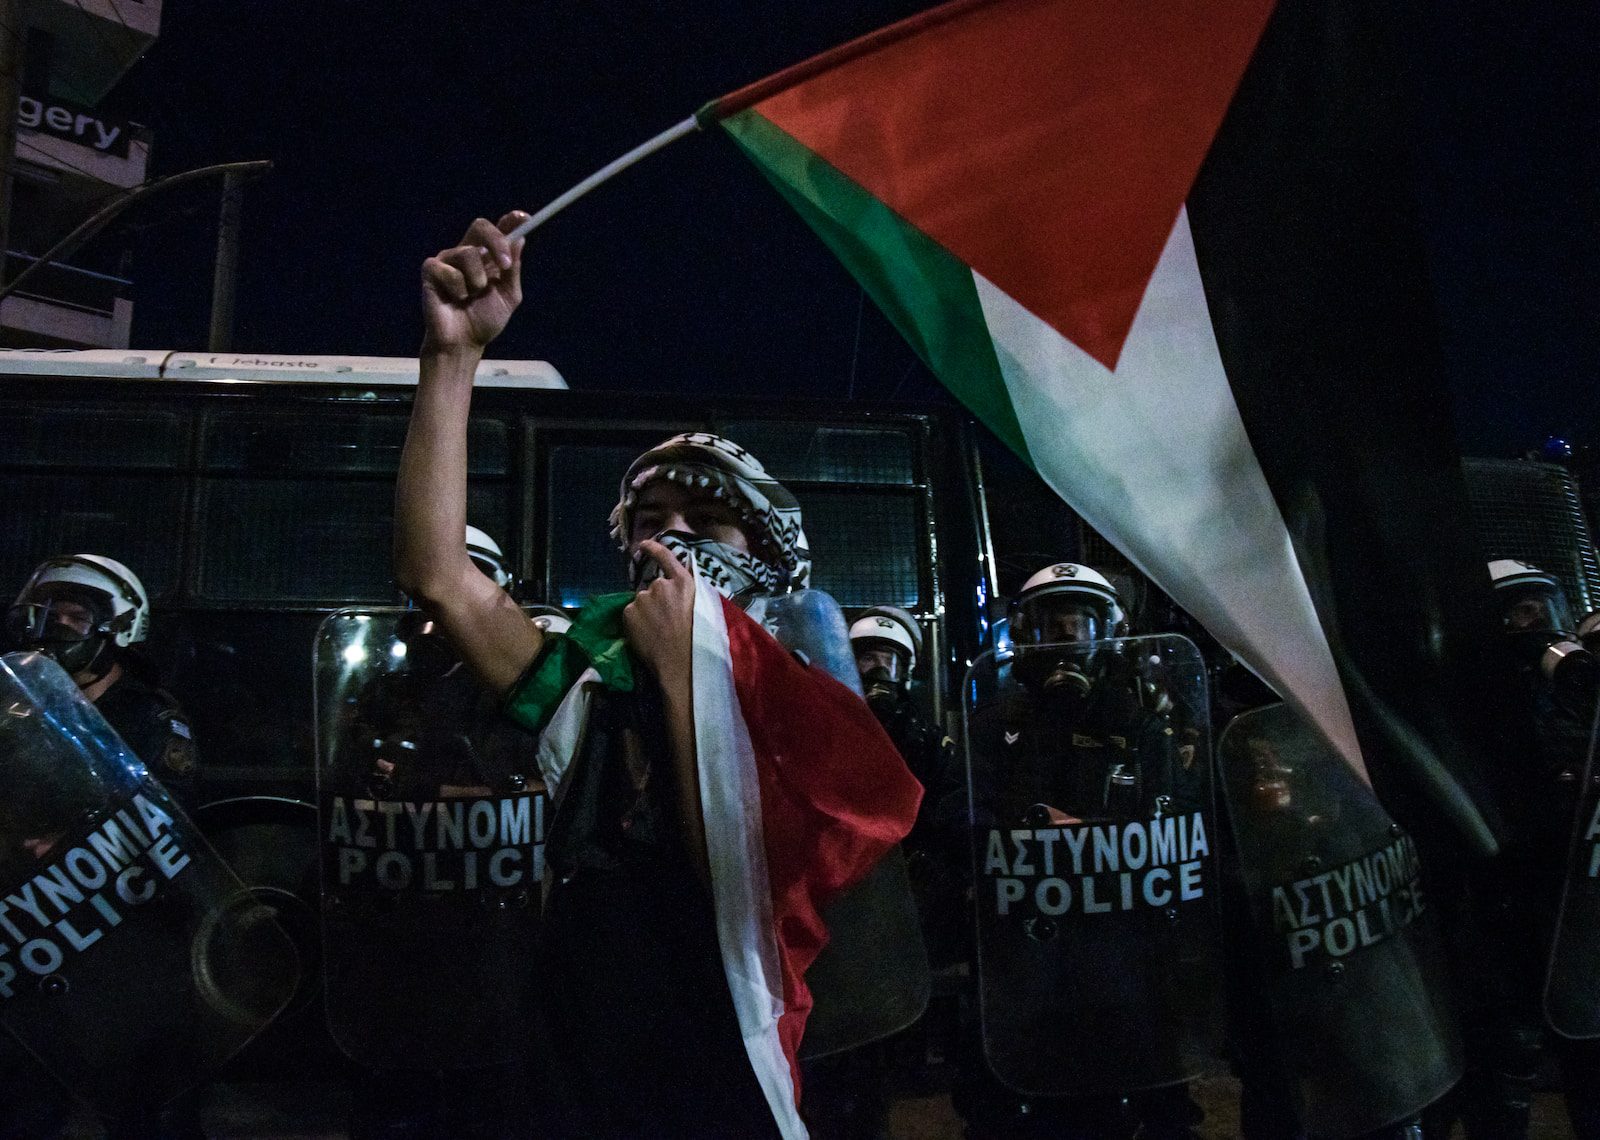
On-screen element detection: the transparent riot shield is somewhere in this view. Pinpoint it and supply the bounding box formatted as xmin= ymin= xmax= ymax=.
xmin=314 ymin=609 xmax=545 ymax=1071
xmin=754 ymin=588 xmax=931 ymax=1057
xmin=801 ymin=847 xmax=931 ymax=1059
xmin=0 ymin=651 xmax=299 ymax=1118
xmin=1545 ymin=700 xmax=1600 ymax=1038
xmin=1220 ymin=702 xmax=1461 ymax=1136
xmin=753 ymin=589 xmax=863 ymax=695
xmin=964 ymin=635 xmax=1223 ymax=1096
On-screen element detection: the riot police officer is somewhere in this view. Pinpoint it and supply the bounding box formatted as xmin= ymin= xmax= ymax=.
xmin=790 ymin=607 xmax=955 ymax=1140
xmin=339 ymin=528 xmax=550 ymax=1140
xmin=958 ymin=563 xmax=1208 ymax=1140
xmin=851 ymin=605 xmax=952 ymax=807
xmin=1450 ymin=559 xmax=1600 ymax=1139
xmin=4 ymin=554 xmax=198 ymax=805
xmin=0 ymin=556 xmax=202 ymax=1139
xmin=466 ymin=523 xmax=517 ymax=597
xmin=852 ymin=605 xmax=922 ymax=718
xmin=982 ymin=564 xmax=1202 ymax=826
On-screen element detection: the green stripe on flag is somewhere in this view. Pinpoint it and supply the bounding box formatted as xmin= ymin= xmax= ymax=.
xmin=721 ymin=108 xmax=1031 ymax=465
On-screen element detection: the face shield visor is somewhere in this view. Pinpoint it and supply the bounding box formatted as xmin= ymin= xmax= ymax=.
xmin=854 ymin=640 xmax=912 ymax=714
xmin=1243 ymin=736 xmax=1297 ymax=815
xmin=1497 ymin=580 xmax=1598 ymax=717
xmin=855 ymin=643 xmax=909 ymax=685
xmin=1499 ymin=582 xmax=1575 ymax=636
xmin=1013 ymin=594 xmax=1110 ymax=649
xmin=1010 ymin=593 xmax=1118 ymax=703
xmin=3 ymin=584 xmax=118 ymax=673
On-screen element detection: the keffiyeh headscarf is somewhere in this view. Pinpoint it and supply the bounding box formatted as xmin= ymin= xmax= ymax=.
xmin=609 ymin=432 xmax=811 ymax=592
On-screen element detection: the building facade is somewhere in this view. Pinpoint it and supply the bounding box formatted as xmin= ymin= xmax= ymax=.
xmin=1 ymin=0 xmax=160 ymax=348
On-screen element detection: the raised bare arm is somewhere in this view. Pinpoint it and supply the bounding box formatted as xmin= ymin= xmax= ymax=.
xmin=394 ymin=212 xmax=542 ymax=694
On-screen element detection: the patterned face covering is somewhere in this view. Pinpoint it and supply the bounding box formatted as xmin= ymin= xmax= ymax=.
xmin=609 ymin=433 xmax=810 ymax=593
xmin=630 ymin=530 xmax=779 ymax=603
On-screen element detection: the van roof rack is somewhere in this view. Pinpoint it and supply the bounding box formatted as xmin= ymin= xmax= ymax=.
xmin=0 ymin=349 xmax=567 ymax=389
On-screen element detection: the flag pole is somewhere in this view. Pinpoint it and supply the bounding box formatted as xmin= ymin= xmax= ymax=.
xmin=506 ymin=116 xmax=701 ymax=241
xmin=505 ymin=0 xmax=997 ymax=240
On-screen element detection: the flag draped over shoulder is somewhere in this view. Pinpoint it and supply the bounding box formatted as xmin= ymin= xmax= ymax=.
xmin=505 ymin=579 xmax=921 ymax=1138
xmin=691 ymin=577 xmax=922 ymax=1136
xmin=703 ymin=0 xmax=1514 ymax=851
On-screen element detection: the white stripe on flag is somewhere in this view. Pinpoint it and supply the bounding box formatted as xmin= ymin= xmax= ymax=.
xmin=973 ymin=206 xmax=1366 ymax=779
xmin=689 ymin=573 xmax=808 ymax=1139
xmin=533 ymin=667 xmax=599 ymax=799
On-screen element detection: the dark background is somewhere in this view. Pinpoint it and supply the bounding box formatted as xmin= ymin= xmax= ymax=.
xmin=99 ymin=2 xmax=1600 ymax=459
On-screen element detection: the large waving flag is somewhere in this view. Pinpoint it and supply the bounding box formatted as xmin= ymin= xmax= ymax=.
xmin=501 ymin=0 xmax=1520 ymax=840
xmin=689 ymin=0 xmax=1520 ymax=851
xmin=701 ymin=0 xmax=1355 ymax=771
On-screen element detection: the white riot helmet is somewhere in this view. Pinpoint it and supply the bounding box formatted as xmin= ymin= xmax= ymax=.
xmin=849 ymin=605 xmax=922 ymax=677
xmin=466 ymin=525 xmax=514 ymax=591
xmin=1487 ymin=558 xmax=1575 ymax=634
xmin=1489 ymin=559 xmax=1599 ymax=715
xmin=1011 ymin=563 xmax=1127 ymax=647
xmin=6 ymin=554 xmax=150 ymax=677
xmin=850 ymin=605 xmax=921 ymax=714
xmin=525 ymin=605 xmax=573 ymax=637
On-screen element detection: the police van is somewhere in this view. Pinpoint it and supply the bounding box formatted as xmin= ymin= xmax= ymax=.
xmin=7 ymin=349 xmax=1586 ymax=808
xmin=0 ymin=347 xmax=1069 ymax=804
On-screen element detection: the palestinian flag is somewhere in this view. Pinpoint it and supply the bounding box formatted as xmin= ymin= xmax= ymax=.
xmin=507 ymin=576 xmax=921 ymax=1137
xmin=703 ymin=0 xmax=1516 ymax=850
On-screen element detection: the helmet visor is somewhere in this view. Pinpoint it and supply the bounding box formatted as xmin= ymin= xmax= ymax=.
xmin=4 ymin=585 xmax=115 ymax=649
xmin=1014 ymin=595 xmax=1108 ymax=647
xmin=1500 ymin=583 xmax=1574 ymax=635
xmin=854 ymin=643 xmax=908 ymax=684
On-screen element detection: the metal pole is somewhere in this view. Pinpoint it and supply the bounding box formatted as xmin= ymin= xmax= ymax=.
xmin=0 ymin=159 xmax=272 ymax=305
xmin=208 ymin=168 xmax=244 ymax=351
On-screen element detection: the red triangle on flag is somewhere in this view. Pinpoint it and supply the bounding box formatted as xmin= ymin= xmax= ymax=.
xmin=746 ymin=0 xmax=1275 ymax=370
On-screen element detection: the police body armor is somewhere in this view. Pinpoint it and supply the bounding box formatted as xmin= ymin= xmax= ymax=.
xmin=0 ymin=652 xmax=298 ymax=1117
xmin=1545 ymin=697 xmax=1600 ymax=1038
xmin=964 ymin=635 xmax=1222 ymax=1096
xmin=753 ymin=590 xmax=931 ymax=1058
xmin=313 ymin=609 xmax=545 ymax=1071
xmin=1219 ymin=702 xmax=1461 ymax=1136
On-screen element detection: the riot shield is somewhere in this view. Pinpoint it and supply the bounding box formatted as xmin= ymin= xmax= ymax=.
xmin=1220 ymin=702 xmax=1461 ymax=1136
xmin=1545 ymin=700 xmax=1600 ymax=1038
xmin=192 ymin=796 xmax=332 ymax=1081
xmin=313 ymin=608 xmax=545 ymax=1071
xmin=755 ymin=588 xmax=931 ymax=1057
xmin=0 ymin=651 xmax=299 ymax=1117
xmin=754 ymin=589 xmax=863 ymax=695
xmin=800 ymin=847 xmax=931 ymax=1059
xmin=964 ymin=635 xmax=1223 ymax=1097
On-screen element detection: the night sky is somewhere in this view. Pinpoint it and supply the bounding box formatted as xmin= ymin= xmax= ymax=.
xmin=106 ymin=3 xmax=1599 ymax=459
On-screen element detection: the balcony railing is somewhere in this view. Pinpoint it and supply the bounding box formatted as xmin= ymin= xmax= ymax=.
xmin=3 ymin=250 xmax=129 ymax=316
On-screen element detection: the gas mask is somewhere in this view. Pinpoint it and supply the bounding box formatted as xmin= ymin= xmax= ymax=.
xmin=861 ymin=666 xmax=904 ymax=716
xmin=1013 ymin=650 xmax=1095 ymax=713
xmin=1536 ymin=638 xmax=1600 ymax=723
xmin=1498 ymin=582 xmax=1598 ymax=720
xmin=631 ymin=530 xmax=779 ymax=604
